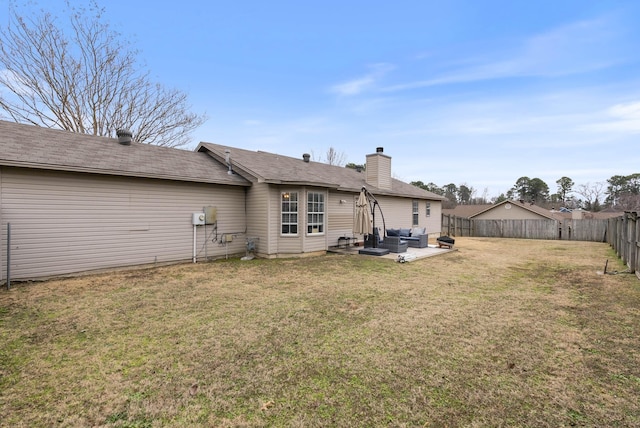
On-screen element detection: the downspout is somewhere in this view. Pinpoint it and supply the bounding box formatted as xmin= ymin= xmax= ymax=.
xmin=192 ymin=224 xmax=197 ymax=263
xmin=6 ymin=223 xmax=10 ymax=290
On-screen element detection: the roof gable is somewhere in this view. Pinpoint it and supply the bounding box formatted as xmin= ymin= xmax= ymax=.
xmin=0 ymin=121 xmax=249 ymax=186
xmin=443 ymin=200 xmax=562 ymax=220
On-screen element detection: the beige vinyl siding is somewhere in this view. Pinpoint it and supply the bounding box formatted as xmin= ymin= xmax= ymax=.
xmin=374 ymin=196 xmax=442 ymax=238
xmin=269 ymin=186 xmax=330 ymax=256
xmin=302 ymin=188 xmax=328 ymax=253
xmin=245 ymin=183 xmax=270 ymax=257
xmin=424 ymin=200 xmax=442 ymax=237
xmin=274 ymin=186 xmax=302 ymax=255
xmin=474 ymin=204 xmax=547 ymax=220
xmin=327 ymin=191 xmax=358 ymax=245
xmin=0 ymin=167 xmax=246 ymax=281
xmin=365 ymin=154 xmax=392 ymax=190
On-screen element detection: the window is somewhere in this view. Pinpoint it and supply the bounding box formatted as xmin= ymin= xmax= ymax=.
xmin=281 ymin=192 xmax=298 ymax=235
xmin=307 ymin=192 xmax=325 ymax=234
xmin=412 ymin=200 xmax=419 ymax=226
xmin=426 ymin=201 xmax=431 ymax=217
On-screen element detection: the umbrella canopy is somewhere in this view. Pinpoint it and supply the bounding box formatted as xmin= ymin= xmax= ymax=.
xmin=353 ymin=190 xmax=372 ymax=235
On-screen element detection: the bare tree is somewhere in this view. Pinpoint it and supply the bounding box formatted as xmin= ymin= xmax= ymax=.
xmin=616 ymin=193 xmax=640 ymax=211
xmin=575 ymin=182 xmax=606 ymax=211
xmin=0 ymin=1 xmax=205 ymax=147
xmin=321 ymin=147 xmax=346 ymax=166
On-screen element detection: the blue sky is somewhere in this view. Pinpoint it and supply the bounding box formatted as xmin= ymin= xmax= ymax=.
xmin=4 ymin=1 xmax=640 ymax=198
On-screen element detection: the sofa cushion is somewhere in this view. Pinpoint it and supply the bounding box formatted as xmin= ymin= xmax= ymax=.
xmin=399 ymin=228 xmax=411 ymax=237
xmin=411 ymin=227 xmax=426 ymax=236
xmin=386 ymin=228 xmax=399 ymax=237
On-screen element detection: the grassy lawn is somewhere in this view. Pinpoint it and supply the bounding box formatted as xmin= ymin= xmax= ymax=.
xmin=1 ymin=237 xmax=639 ymax=427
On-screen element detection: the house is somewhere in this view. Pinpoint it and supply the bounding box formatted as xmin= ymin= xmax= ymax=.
xmin=443 ymin=200 xmax=622 ymax=221
xmin=443 ymin=200 xmax=563 ymax=221
xmin=196 ymin=143 xmax=445 ymax=258
xmin=442 ymin=200 xmax=623 ymax=240
xmin=0 ymin=121 xmax=444 ymax=281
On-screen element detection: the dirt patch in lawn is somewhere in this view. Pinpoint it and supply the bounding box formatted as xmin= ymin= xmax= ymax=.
xmin=1 ymin=237 xmax=639 ymax=427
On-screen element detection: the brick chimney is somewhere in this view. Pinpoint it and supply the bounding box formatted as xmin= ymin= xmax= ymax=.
xmin=365 ymin=147 xmax=392 ymax=190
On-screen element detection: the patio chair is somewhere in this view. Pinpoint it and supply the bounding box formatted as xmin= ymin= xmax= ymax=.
xmin=380 ymin=235 xmax=408 ymax=253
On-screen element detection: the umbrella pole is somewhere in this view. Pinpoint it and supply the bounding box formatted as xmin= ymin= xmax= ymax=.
xmin=372 ymin=201 xmax=377 ymax=248
xmin=362 ymin=186 xmax=385 ymax=249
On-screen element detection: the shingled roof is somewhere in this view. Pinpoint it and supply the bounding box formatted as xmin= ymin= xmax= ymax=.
xmin=198 ymin=142 xmax=446 ymax=200
xmin=0 ymin=120 xmax=249 ymax=186
xmin=443 ymin=200 xmax=563 ymax=220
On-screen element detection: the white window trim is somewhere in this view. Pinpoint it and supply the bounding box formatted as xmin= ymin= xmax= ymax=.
xmin=281 ymin=191 xmax=299 ymax=236
xmin=306 ymin=191 xmax=325 ymax=235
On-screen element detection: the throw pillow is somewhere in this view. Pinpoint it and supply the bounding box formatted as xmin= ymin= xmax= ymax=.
xmin=411 ymin=227 xmax=425 ymax=236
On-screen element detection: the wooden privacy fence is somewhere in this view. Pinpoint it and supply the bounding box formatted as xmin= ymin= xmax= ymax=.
xmin=442 ymin=212 xmax=638 ymax=278
xmin=441 ymin=215 xmax=610 ymax=241
xmin=441 ymin=215 xmax=473 ymax=237
xmin=607 ymin=212 xmax=639 ymax=278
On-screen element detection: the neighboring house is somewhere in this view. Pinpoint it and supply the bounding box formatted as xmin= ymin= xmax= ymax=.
xmin=443 ymin=200 xmax=563 ymax=221
xmin=1 ymin=121 xmax=444 ymax=281
xmin=443 ymin=200 xmax=623 ymax=221
xmin=443 ymin=200 xmax=623 ymax=240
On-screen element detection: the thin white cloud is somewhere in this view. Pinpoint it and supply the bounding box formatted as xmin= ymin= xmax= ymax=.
xmin=383 ymin=15 xmax=628 ymax=92
xmin=581 ymin=101 xmax=640 ymax=133
xmin=330 ymin=63 xmax=395 ymax=96
xmin=608 ymin=101 xmax=640 ymax=119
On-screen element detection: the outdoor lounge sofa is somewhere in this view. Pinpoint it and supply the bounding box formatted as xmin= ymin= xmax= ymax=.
xmin=366 ymin=228 xmax=408 ymax=253
xmin=379 ymin=235 xmax=408 ymax=253
xmin=387 ymin=227 xmax=428 ymax=248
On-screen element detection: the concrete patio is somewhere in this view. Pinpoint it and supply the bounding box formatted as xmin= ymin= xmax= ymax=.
xmin=329 ymin=243 xmax=456 ymax=262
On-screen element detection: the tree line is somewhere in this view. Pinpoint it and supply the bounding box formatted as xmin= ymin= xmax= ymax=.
xmin=410 ymin=174 xmax=640 ymax=212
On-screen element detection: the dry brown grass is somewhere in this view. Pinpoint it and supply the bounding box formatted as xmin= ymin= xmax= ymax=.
xmin=1 ymin=237 xmax=639 ymax=427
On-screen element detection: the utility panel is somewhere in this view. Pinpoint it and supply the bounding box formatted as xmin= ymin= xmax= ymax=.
xmin=192 ymin=212 xmax=205 ymax=226
xmin=204 ymin=206 xmax=217 ymax=224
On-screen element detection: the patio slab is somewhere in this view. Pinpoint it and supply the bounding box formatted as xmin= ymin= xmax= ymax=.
xmin=329 ymin=243 xmax=456 ymax=261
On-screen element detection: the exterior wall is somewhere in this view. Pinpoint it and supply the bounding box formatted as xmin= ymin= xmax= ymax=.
xmin=245 ymin=183 xmax=270 ymax=256
xmin=327 ymin=191 xmax=358 ymax=245
xmin=274 ymin=186 xmax=304 ymax=255
xmin=375 ymin=196 xmax=442 ymax=238
xmin=365 ymin=153 xmax=392 ymax=190
xmin=266 ymin=185 xmax=332 ymax=257
xmin=0 ymin=167 xmax=247 ymax=281
xmin=474 ymin=203 xmax=547 ymax=220
xmin=424 ymin=200 xmax=442 ymax=237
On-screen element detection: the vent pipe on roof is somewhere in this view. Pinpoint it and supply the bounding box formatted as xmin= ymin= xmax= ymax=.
xmin=303 ymin=153 xmax=310 ymax=163
xmin=116 ymin=129 xmax=132 ymax=145
xmin=376 ymin=147 xmax=384 ymax=153
xmin=224 ymin=149 xmax=233 ymax=175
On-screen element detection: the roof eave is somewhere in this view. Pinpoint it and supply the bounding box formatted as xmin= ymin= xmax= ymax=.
xmin=0 ymin=161 xmax=251 ymax=186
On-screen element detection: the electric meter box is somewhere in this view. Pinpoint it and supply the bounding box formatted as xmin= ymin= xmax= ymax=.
xmin=192 ymin=212 xmax=206 ymax=225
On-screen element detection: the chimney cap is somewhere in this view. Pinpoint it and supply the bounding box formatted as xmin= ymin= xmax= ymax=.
xmin=116 ymin=128 xmax=132 ymax=145
xmin=376 ymin=147 xmax=384 ymax=153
